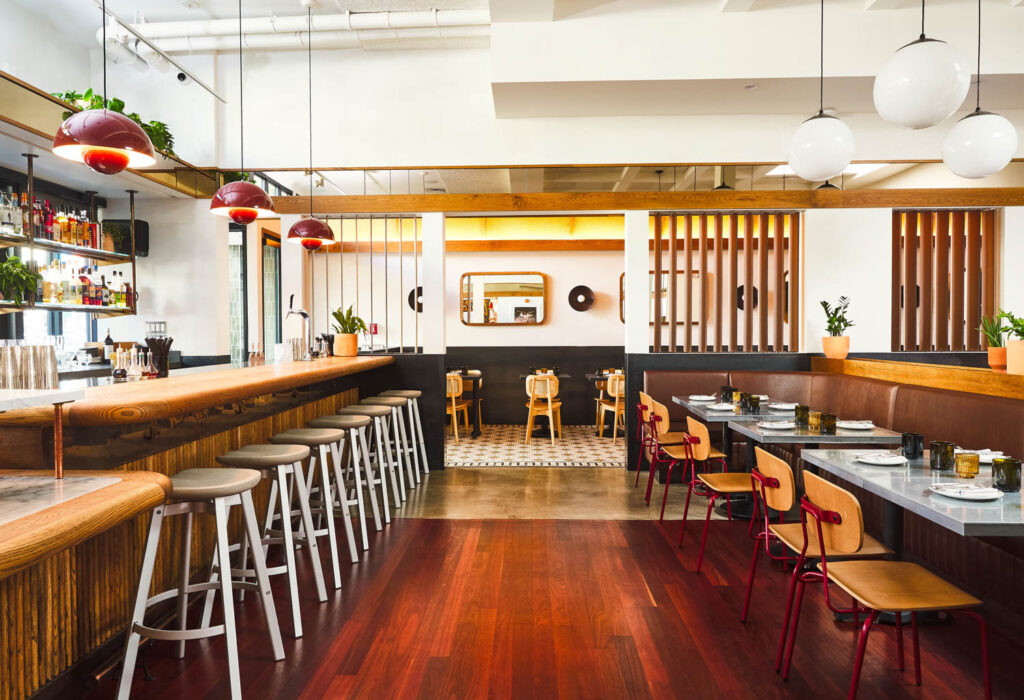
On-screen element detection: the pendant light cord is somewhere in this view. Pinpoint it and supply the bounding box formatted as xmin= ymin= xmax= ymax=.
xmin=101 ymin=0 xmax=108 ymax=108
xmin=975 ymin=0 xmax=981 ymax=112
xmin=920 ymin=0 xmax=925 ymax=40
xmin=238 ymin=0 xmax=245 ymax=175
xmin=307 ymin=7 xmax=314 ymax=216
xmin=818 ymin=0 xmax=824 ymax=114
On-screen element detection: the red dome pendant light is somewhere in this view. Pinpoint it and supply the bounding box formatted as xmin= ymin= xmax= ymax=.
xmin=52 ymin=0 xmax=156 ymax=174
xmin=210 ymin=0 xmax=276 ymax=225
xmin=287 ymin=7 xmax=333 ymax=252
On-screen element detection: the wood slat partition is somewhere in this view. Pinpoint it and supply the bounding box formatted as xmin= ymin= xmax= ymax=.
xmin=652 ymin=215 xmax=663 ymax=351
xmin=894 ymin=209 xmax=996 ymax=352
xmin=743 ymin=214 xmax=754 ymax=352
xmin=698 ymin=214 xmax=708 ymax=352
xmin=789 ymin=215 xmax=800 ymax=352
xmin=668 ymin=215 xmax=678 ymax=352
xmin=713 ymin=214 xmax=723 ymax=352
xmin=758 ymin=214 xmax=769 ymax=351
xmin=773 ymin=213 xmax=784 ymax=351
xmin=729 ymin=217 xmax=739 ymax=351
xmin=684 ymin=215 xmax=693 ymax=352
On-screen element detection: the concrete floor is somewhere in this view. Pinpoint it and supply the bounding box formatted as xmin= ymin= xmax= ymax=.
xmin=395 ymin=467 xmax=718 ymax=520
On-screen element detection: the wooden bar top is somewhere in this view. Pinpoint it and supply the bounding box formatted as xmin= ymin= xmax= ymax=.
xmin=0 ymin=355 xmax=394 ymax=428
xmin=0 ymin=470 xmax=170 ymax=581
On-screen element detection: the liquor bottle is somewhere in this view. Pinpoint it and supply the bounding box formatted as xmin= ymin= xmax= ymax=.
xmin=100 ymin=275 xmax=110 ymax=306
xmin=143 ymin=351 xmax=158 ymax=379
xmin=31 ymin=198 xmax=40 ymax=237
xmin=127 ymin=348 xmax=142 ymax=381
xmin=104 ymin=329 xmax=114 ymax=361
xmin=113 ymin=272 xmax=122 ymax=307
xmin=112 ymin=350 xmax=127 ymax=382
xmin=20 ymin=193 xmax=30 ymax=235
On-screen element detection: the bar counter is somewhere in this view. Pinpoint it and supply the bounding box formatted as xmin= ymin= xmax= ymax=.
xmin=0 ymin=355 xmax=394 ymax=700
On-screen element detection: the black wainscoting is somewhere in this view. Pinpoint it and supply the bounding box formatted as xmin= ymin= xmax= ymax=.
xmin=360 ymin=354 xmax=446 ymax=469
xmin=444 ymin=346 xmax=625 ymax=426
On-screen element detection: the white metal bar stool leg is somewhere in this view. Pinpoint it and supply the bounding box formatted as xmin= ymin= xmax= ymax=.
xmin=213 ymin=497 xmax=242 ymax=700
xmin=117 ymin=505 xmax=164 ymax=700
xmin=312 ymin=445 xmax=351 ymax=572
xmin=411 ymin=397 xmax=430 ymax=474
xmin=395 ymin=407 xmax=418 ymax=486
xmin=377 ymin=415 xmax=405 ymax=503
xmin=353 ymin=427 xmax=383 ymax=530
xmin=388 ymin=406 xmax=414 ymax=491
xmin=239 ymin=490 xmax=285 ymax=660
xmin=328 ymin=440 xmax=363 ymax=557
xmin=402 ymin=401 xmax=421 ymax=482
xmin=293 ymin=458 xmax=336 ymax=588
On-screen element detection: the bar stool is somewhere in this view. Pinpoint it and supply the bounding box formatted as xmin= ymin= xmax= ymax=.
xmin=339 ymin=404 xmax=406 ymax=504
xmin=379 ymin=389 xmax=429 ymax=479
xmin=117 ymin=468 xmax=284 ymax=700
xmin=305 ymin=414 xmax=385 ymax=548
xmin=208 ymin=443 xmax=328 ymax=640
xmin=360 ymin=396 xmax=417 ymax=489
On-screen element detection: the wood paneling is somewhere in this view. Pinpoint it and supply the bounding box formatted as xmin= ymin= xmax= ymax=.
xmin=757 ymin=214 xmax=769 ymax=351
xmin=919 ymin=211 xmax=933 ymax=350
xmin=902 ymin=212 xmax=918 ymax=351
xmin=811 ymin=356 xmax=1024 ymax=401
xmin=951 ymin=211 xmax=966 ymax=350
xmin=789 ymin=215 xmax=800 ymax=352
xmin=0 ymin=386 xmax=360 ymax=700
xmin=272 ymin=187 xmax=1024 ymax=215
xmin=729 ymin=216 xmax=739 ymax=351
xmin=773 ymin=213 xmax=784 ymax=351
xmin=934 ymin=211 xmax=950 ymax=351
xmin=966 ymin=211 xmax=982 ymax=351
xmin=652 ymin=216 xmax=663 ymax=351
xmin=698 ymin=215 xmax=708 ymax=352
xmin=891 ymin=211 xmax=902 ymax=352
xmin=668 ymin=215 xmax=678 ymax=352
xmin=743 ymin=214 xmax=754 ymax=352
xmin=683 ymin=215 xmax=693 ymax=352
xmin=982 ymin=209 xmax=997 ymax=330
xmin=713 ymin=214 xmax=723 ymax=352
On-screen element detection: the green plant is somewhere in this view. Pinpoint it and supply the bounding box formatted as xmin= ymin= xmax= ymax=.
xmin=331 ymin=306 xmax=368 ymax=335
xmin=51 ymin=89 xmax=176 ymax=155
xmin=101 ymin=220 xmax=131 ymax=254
xmin=979 ymin=314 xmax=1009 ymax=347
xmin=820 ymin=296 xmax=854 ymax=337
xmin=998 ymin=309 xmax=1024 ymax=341
xmin=0 ymin=256 xmax=41 ymax=305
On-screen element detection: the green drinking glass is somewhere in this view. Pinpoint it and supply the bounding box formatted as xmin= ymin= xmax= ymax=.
xmin=820 ymin=413 xmax=837 ymax=435
xmin=992 ymin=457 xmax=1022 ymax=493
xmin=795 ymin=405 xmax=810 ymax=427
xmin=929 ymin=441 xmax=955 ymax=471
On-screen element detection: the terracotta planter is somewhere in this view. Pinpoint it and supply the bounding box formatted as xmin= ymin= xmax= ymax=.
xmin=1006 ymin=339 xmax=1024 ymax=376
xmin=821 ymin=335 xmax=850 ymax=360
xmin=987 ymin=346 xmax=1007 ymax=372
xmin=333 ymin=333 xmax=358 ymax=357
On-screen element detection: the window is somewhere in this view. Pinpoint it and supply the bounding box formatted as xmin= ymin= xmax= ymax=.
xmin=891 ymin=209 xmax=997 ymax=351
xmin=228 ymin=224 xmax=248 ymax=364
xmin=262 ymin=232 xmax=281 ymax=361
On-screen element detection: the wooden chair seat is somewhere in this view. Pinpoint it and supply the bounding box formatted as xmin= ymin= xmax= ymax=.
xmin=696 ymin=472 xmax=753 ymax=494
xmin=769 ymin=523 xmax=892 ymax=559
xmin=661 ymin=443 xmax=725 ymax=460
xmin=525 ymin=399 xmax=562 ymax=409
xmin=447 ymin=399 xmax=470 ymax=411
xmin=598 ymin=398 xmax=625 ymax=409
xmin=817 ymin=560 xmax=982 ymax=613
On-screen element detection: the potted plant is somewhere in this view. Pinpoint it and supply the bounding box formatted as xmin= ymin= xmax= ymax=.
xmin=820 ymin=296 xmax=854 ymax=359
xmin=999 ymin=310 xmax=1024 ymax=375
xmin=979 ymin=314 xmax=1009 ymax=371
xmin=0 ymin=256 xmax=41 ymax=305
xmin=330 ymin=306 xmax=367 ymax=357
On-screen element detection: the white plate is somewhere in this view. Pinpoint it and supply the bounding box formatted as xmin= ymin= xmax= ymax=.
xmin=706 ymin=403 xmax=736 ymax=411
xmin=758 ymin=421 xmax=795 ymax=430
xmin=837 ymin=420 xmax=874 ymax=430
xmin=955 ymin=449 xmax=1004 ymax=465
xmin=755 ymin=394 xmax=770 ymax=400
xmin=689 ymin=394 xmax=717 ymax=402
xmin=855 ymin=453 xmax=907 ymax=466
xmin=929 ymin=483 xmax=1003 ymax=501
xmin=769 ymin=402 xmax=797 ymax=411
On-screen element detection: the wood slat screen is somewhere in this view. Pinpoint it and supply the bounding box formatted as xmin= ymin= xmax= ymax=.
xmin=892 ymin=209 xmax=998 ymax=352
xmin=652 ymin=211 xmax=801 ymax=353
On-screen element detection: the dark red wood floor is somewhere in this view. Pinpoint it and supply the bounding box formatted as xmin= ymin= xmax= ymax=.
xmin=86 ymin=518 xmax=1019 ymax=699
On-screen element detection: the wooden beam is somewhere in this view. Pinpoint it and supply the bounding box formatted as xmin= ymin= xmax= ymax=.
xmin=743 ymin=214 xmax=754 ymax=352
xmin=789 ymin=214 xmax=800 ymax=352
xmin=699 ymin=215 xmax=708 ymax=353
xmin=934 ymin=211 xmax=950 ymax=351
xmin=773 ymin=213 xmax=785 ymax=352
xmin=729 ymin=214 xmax=739 ymax=351
xmin=653 ymin=215 xmax=663 ymax=353
xmin=891 ymin=211 xmax=902 ymax=352
xmin=758 ymin=213 xmax=769 ymax=352
xmin=981 ymin=209 xmax=996 ymax=334
xmin=966 ymin=211 xmax=982 ymax=351
xmin=951 ymin=211 xmax=966 ymax=351
xmin=669 ymin=215 xmax=678 ymax=352
xmin=903 ymin=212 xmax=918 ymax=351
xmin=271 ymin=187 xmax=1024 ymax=215
xmin=713 ymin=213 xmax=723 ymax=352
xmin=919 ymin=210 xmax=933 ymax=351
xmin=811 ymin=356 xmax=1024 ymax=401
xmin=684 ymin=215 xmax=693 ymax=352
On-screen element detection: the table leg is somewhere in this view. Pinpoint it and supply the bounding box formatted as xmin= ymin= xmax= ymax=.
xmin=53 ymin=403 xmax=64 ymax=480
xmin=471 ymin=380 xmax=482 ymax=438
xmin=715 ymin=428 xmax=757 ymax=520
xmin=882 ymin=501 xmax=904 ymax=556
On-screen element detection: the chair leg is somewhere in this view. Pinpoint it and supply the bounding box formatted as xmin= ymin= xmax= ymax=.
xmin=405 ymin=402 xmax=421 ymax=480
xmin=277 ymin=469 xmax=308 ymax=637
xmin=911 ymin=611 xmax=922 ymax=686
xmin=612 ymin=409 xmax=619 ymax=444
xmin=547 ymin=405 xmax=555 ymax=445
xmin=848 ymin=611 xmax=880 ymax=700
xmin=451 ymin=408 xmax=460 ymax=444
xmin=212 ymin=498 xmax=243 ymax=700
xmin=894 ymin=610 xmax=905 ymax=672
xmin=116 ymin=505 xmax=164 ymax=700
xmin=776 ymin=558 xmax=803 ymax=673
xmin=359 ymin=427 xmax=389 ymax=525
xmin=957 ymin=610 xmax=992 ymax=700
xmin=239 ymin=491 xmax=285 ymax=661
xmin=659 ymin=461 xmax=676 ymax=522
xmin=525 ymin=410 xmax=534 ymax=444
xmin=352 ymin=431 xmax=381 ymax=531
xmin=781 ymin=580 xmax=808 ymax=681
xmin=741 ymin=538 xmax=761 ymax=623
xmin=695 ymin=495 xmax=716 ymax=573
xmin=678 ymin=461 xmax=695 ymax=543
xmin=411 ymin=398 xmax=429 ymax=473
xmin=174 ymin=512 xmax=193 ymax=658
xmin=556 ymin=408 xmax=562 ymax=438
xmin=324 ymin=447 xmax=359 ymax=563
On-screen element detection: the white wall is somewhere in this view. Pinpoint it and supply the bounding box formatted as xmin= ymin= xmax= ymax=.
xmin=802 ymin=208 xmax=893 ymax=353
xmin=0 ymin=2 xmax=89 ymax=92
xmin=1002 ymin=208 xmax=1024 ymax=318
xmin=102 ymin=198 xmax=231 ymax=357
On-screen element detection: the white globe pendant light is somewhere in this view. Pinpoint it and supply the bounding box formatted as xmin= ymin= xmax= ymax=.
xmin=787 ymin=0 xmax=854 ymax=183
xmin=942 ymin=0 xmax=1019 ymax=179
xmin=873 ymin=1 xmax=969 ymax=130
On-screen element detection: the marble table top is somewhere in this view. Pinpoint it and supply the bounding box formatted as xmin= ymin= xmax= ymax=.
xmin=802 ymin=449 xmax=1024 ymax=537
xmin=0 ymin=387 xmax=85 ymax=412
xmin=0 ymin=475 xmax=120 ymax=527
xmin=672 ymin=396 xmax=781 ymax=423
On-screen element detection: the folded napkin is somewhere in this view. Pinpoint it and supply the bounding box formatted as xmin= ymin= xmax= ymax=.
xmin=838 ymin=420 xmax=874 ymax=427
xmin=954 ymin=448 xmax=1001 ymax=456
xmin=707 ymin=402 xmax=735 ymax=411
xmin=689 ymin=394 xmax=717 ymax=401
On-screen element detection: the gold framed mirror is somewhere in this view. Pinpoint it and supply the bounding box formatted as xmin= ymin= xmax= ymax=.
xmin=460 ymin=272 xmax=547 ymax=325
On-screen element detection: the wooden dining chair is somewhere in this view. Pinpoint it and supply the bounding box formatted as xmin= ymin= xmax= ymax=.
xmin=673 ymin=417 xmax=753 ymax=573
xmin=780 ymin=471 xmax=990 ymax=700
xmin=461 ymin=374 xmax=482 ymax=425
xmin=597 ymin=374 xmax=626 ymax=443
xmin=637 ymin=397 xmax=690 ymax=502
xmin=445 ymin=373 xmax=470 ymax=443
xmin=742 ymin=448 xmax=890 ymax=624
xmin=525 ymin=374 xmax=561 ymax=445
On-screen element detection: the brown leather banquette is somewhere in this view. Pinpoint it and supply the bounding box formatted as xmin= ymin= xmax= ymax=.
xmin=642 ymin=368 xmax=1024 ymax=621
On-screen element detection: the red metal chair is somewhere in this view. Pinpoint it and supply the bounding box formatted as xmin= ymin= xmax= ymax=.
xmin=779 ymin=471 xmax=990 ymax=700
xmin=636 ymin=396 xmax=688 ymax=504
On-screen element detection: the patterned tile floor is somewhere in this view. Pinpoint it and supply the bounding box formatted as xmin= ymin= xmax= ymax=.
xmin=444 ymin=423 xmax=627 ymax=468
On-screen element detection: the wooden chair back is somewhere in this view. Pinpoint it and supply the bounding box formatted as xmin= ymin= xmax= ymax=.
xmin=648 ymin=398 xmax=671 ymax=436
xmin=446 ymin=374 xmax=463 ymax=399
xmin=606 ymin=374 xmax=625 ymax=398
xmin=685 ymin=416 xmax=712 ymax=461
xmin=753 ymin=447 xmax=795 ymax=513
xmin=802 ymin=471 xmax=864 ymax=555
xmin=526 ymin=374 xmax=559 ymax=401
xmin=638 ymin=391 xmax=654 ymax=425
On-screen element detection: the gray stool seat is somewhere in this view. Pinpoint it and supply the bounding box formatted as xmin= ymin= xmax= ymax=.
xmin=361 ymin=396 xmax=407 ymax=407
xmin=269 ymin=428 xmax=344 ymax=447
xmin=170 ymin=467 xmax=262 ymax=501
xmin=339 ymin=404 xmax=391 ymax=418
xmin=216 ymin=443 xmax=311 ymax=468
xmin=380 ymin=389 xmax=422 ymax=399
xmin=309 ymin=414 xmax=371 ymax=430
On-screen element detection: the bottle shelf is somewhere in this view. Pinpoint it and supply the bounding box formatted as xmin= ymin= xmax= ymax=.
xmin=0 ymin=230 xmax=131 ymax=265
xmin=0 ymin=300 xmax=134 ymax=318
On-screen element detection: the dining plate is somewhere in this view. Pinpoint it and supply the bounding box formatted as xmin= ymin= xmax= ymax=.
xmin=688 ymin=394 xmax=717 ymax=402
xmin=768 ymin=402 xmax=797 ymax=411
xmin=855 ymin=453 xmax=907 ymax=466
xmin=837 ymin=420 xmax=874 ymax=430
xmin=955 ymin=449 xmax=1004 ymax=464
xmin=706 ymin=403 xmax=735 ymax=411
xmin=928 ymin=483 xmax=1003 ymax=501
xmin=758 ymin=421 xmax=795 ymax=430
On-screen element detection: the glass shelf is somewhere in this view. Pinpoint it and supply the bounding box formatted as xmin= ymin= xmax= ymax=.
xmin=0 ymin=231 xmax=131 ymax=265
